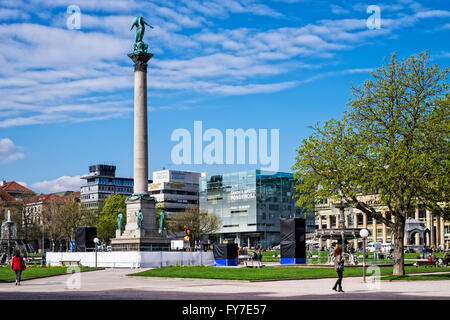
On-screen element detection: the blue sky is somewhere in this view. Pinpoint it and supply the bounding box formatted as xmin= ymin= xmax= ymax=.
xmin=0 ymin=0 xmax=449 ymax=193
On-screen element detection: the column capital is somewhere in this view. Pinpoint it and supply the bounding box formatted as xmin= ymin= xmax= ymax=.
xmin=128 ymin=52 xmax=153 ymax=72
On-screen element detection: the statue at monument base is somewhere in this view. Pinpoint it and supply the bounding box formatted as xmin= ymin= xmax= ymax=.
xmin=111 ymin=195 xmax=170 ymax=251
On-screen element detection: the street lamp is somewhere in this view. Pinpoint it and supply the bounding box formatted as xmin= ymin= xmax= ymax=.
xmin=93 ymin=237 xmax=100 ymax=268
xmin=360 ymin=228 xmax=369 ymax=282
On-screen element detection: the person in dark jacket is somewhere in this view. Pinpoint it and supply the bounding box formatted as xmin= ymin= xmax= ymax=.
xmin=332 ymin=246 xmax=345 ymax=292
xmin=11 ymin=250 xmax=26 ymax=286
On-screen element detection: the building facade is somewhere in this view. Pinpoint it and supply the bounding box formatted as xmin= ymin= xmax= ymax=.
xmin=148 ymin=170 xmax=202 ymax=218
xmin=0 ymin=181 xmax=35 ymax=201
xmin=22 ymin=192 xmax=73 ymax=225
xmin=316 ymin=195 xmax=450 ymax=250
xmin=80 ymin=165 xmax=135 ymax=210
xmin=199 ymin=170 xmax=315 ymax=248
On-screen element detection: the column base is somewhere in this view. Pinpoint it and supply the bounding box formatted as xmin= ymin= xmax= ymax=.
xmin=110 ymin=237 xmax=171 ymax=252
xmin=111 ymin=195 xmax=170 ymax=251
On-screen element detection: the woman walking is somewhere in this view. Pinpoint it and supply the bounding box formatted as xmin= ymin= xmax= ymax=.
xmin=11 ymin=250 xmax=26 ymax=286
xmin=332 ymin=246 xmax=345 ymax=292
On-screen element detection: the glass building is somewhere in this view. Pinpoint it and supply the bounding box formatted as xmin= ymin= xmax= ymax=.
xmin=200 ymin=170 xmax=316 ymax=248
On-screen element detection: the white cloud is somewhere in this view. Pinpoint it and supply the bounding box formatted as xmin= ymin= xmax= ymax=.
xmin=31 ymin=175 xmax=84 ymax=193
xmin=0 ymin=138 xmax=24 ymax=163
xmin=330 ymin=5 xmax=350 ymax=15
xmin=0 ymin=9 xmax=30 ymax=21
xmin=0 ymin=0 xmax=449 ymax=128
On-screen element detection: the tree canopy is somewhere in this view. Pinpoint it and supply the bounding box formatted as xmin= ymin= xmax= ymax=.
xmin=97 ymin=193 xmax=126 ymax=242
xmin=292 ymin=52 xmax=449 ymax=275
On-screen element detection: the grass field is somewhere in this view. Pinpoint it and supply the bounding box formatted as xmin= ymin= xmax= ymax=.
xmin=129 ymin=265 xmax=450 ymax=281
xmin=380 ymin=273 xmax=450 ymax=281
xmin=0 ymin=266 xmax=101 ymax=282
xmin=251 ymin=250 xmax=445 ymax=263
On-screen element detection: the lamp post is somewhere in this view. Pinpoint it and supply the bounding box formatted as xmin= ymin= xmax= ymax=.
xmin=360 ymin=228 xmax=369 ymax=282
xmin=93 ymin=237 xmax=100 ymax=268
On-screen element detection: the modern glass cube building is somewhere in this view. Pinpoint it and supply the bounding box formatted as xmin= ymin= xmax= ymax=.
xmin=200 ymin=170 xmax=316 ymax=248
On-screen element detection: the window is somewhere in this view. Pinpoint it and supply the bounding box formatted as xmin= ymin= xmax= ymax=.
xmin=357 ymin=214 xmax=363 ymax=226
xmin=331 ymin=216 xmax=336 ymax=228
xmin=419 ymin=209 xmax=426 ymax=219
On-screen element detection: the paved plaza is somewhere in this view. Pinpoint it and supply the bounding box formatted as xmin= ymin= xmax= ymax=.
xmin=0 ymin=268 xmax=449 ymax=300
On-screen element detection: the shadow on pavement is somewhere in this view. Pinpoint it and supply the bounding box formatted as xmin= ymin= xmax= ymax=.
xmin=0 ymin=289 xmax=447 ymax=300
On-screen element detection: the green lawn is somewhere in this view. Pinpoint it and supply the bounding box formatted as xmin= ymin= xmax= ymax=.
xmin=129 ymin=265 xmax=450 ymax=281
xmin=0 ymin=266 xmax=101 ymax=282
xmin=381 ymin=273 xmax=450 ymax=281
xmin=254 ymin=250 xmax=445 ymax=263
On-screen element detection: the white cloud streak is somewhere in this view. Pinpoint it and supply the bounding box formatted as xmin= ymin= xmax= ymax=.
xmin=0 ymin=0 xmax=448 ymax=128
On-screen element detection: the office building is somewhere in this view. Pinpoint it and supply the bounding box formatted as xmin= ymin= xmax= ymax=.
xmin=80 ymin=164 xmax=137 ymax=210
xmin=148 ymin=170 xmax=202 ymax=218
xmin=199 ymin=170 xmax=315 ymax=248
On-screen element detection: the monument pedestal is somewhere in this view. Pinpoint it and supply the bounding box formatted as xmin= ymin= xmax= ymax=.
xmin=111 ymin=195 xmax=170 ymax=251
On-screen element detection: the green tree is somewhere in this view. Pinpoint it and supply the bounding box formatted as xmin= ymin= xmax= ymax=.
xmin=168 ymin=205 xmax=221 ymax=247
xmin=97 ymin=194 xmax=126 ymax=242
xmin=292 ymin=52 xmax=449 ymax=276
xmin=51 ymin=201 xmax=97 ymax=250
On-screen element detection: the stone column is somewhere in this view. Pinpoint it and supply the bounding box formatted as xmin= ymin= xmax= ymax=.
xmin=439 ymin=217 xmax=445 ymax=250
xmin=111 ymin=51 xmax=170 ymax=251
xmin=430 ymin=213 xmax=435 ymax=246
xmin=391 ymin=214 xmax=395 ymax=243
xmin=382 ymin=211 xmax=387 ymax=243
xmin=129 ymin=52 xmax=153 ymax=195
xmin=403 ymin=213 xmax=408 ymax=246
xmin=372 ymin=218 xmax=377 ymax=243
xmin=318 ymin=215 xmax=323 ymax=248
xmin=426 ymin=210 xmax=432 ymax=246
xmin=353 ymin=212 xmax=358 ymax=248
xmin=436 ymin=215 xmax=441 ymax=249
xmin=318 ymin=214 xmax=323 ymax=249
xmin=326 ymin=214 xmax=331 ymax=248
xmin=363 ymin=213 xmax=367 ymax=229
xmin=415 ymin=208 xmax=420 ymax=245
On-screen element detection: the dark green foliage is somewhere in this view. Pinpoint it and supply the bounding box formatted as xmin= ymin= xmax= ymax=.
xmin=97 ymin=194 xmax=126 ymax=242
